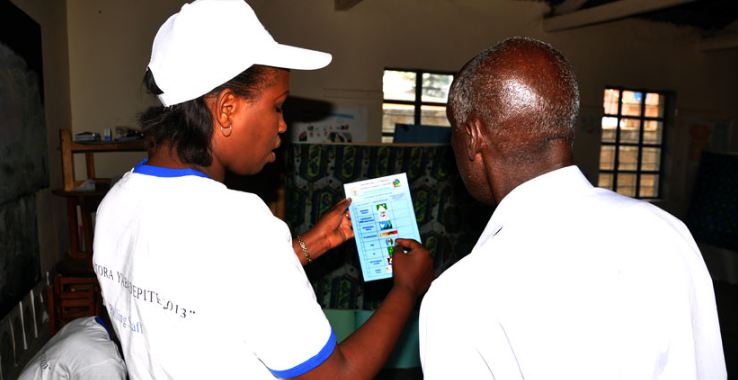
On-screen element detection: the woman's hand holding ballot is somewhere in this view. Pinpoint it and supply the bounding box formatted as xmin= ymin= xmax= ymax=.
xmin=393 ymin=238 xmax=434 ymax=298
xmin=293 ymin=198 xmax=354 ymax=265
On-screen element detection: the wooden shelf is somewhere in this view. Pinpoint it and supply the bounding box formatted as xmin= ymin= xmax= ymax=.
xmin=47 ymin=129 xmax=142 ymax=333
xmin=51 ymin=188 xmax=109 ymax=198
xmin=60 ymin=128 xmax=145 ymax=192
xmin=56 ymin=128 xmax=146 ymax=260
xmin=67 ymin=140 xmax=144 ymax=152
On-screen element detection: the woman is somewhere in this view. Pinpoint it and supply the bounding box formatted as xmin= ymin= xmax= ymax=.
xmin=92 ymin=1 xmax=433 ymax=379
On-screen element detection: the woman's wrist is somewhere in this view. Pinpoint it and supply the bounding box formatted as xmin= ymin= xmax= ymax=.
xmin=391 ymin=282 xmax=422 ymax=301
xmin=293 ymin=231 xmax=330 ymax=264
xmin=296 ymin=234 xmax=312 ymax=264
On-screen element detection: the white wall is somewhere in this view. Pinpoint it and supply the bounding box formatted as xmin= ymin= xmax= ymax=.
xmin=62 ymin=0 xmax=738 ymax=218
xmin=65 ymin=0 xmax=181 ymax=181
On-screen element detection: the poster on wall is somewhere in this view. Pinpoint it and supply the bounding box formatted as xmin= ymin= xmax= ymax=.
xmin=290 ymin=105 xmax=368 ymax=143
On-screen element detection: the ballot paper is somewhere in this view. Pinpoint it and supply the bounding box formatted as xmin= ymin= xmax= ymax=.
xmin=344 ymin=173 xmax=421 ymax=282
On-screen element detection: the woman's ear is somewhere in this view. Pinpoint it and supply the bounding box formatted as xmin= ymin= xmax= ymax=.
xmin=214 ymin=88 xmax=238 ymax=128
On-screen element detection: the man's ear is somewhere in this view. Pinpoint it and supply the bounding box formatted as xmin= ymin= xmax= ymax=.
xmin=464 ymin=116 xmax=485 ymax=161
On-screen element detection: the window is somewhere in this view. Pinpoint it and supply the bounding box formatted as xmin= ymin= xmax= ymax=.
xmin=598 ymin=88 xmax=668 ymax=199
xmin=381 ymin=68 xmax=454 ymax=143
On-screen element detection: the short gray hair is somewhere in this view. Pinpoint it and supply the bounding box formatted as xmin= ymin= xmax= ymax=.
xmin=448 ymin=37 xmax=580 ymax=143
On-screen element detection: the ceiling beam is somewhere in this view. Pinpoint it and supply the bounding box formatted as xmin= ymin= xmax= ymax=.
xmin=543 ymin=0 xmax=697 ymax=32
xmin=335 ymin=0 xmax=363 ymax=11
xmin=700 ymin=33 xmax=738 ymax=51
xmin=723 ymin=19 xmax=738 ymax=33
xmin=550 ymin=0 xmax=588 ymax=16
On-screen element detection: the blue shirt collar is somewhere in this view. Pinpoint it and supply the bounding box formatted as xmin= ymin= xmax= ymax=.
xmin=132 ymin=160 xmax=210 ymax=179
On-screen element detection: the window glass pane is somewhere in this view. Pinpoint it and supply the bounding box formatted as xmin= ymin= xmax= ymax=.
xmin=598 ymin=173 xmax=613 ymax=190
xmin=599 ymin=145 xmax=615 ymax=170
xmin=603 ymin=89 xmax=620 ymax=115
xmin=618 ymin=146 xmax=639 ymax=170
xmin=382 ymin=103 xmax=415 ymax=137
xmin=643 ymin=120 xmax=663 ymax=144
xmin=420 ymin=105 xmax=450 ymax=126
xmin=621 ymin=90 xmax=643 ymax=117
xmin=383 ymin=70 xmax=416 ymax=101
xmin=644 ymin=93 xmax=664 ymax=118
xmin=599 ymin=87 xmax=667 ymax=199
xmin=601 ymin=117 xmax=617 ymax=143
xmin=641 ymin=147 xmax=661 ymax=171
xmin=617 ymin=173 xmax=637 ymax=197
xmin=422 ymin=73 xmax=453 ymax=103
xmin=620 ymin=118 xmax=641 ymax=144
xmin=639 ymin=174 xmax=659 ymax=198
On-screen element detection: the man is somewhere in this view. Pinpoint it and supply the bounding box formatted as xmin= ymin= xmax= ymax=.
xmin=418 ymin=37 xmax=726 ymax=379
xmin=18 ymin=313 xmax=126 ymax=380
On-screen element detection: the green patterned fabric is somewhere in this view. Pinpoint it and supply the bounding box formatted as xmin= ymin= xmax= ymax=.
xmin=284 ymin=143 xmax=492 ymax=309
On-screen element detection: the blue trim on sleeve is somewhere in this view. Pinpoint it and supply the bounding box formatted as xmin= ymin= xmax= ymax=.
xmin=132 ymin=159 xmax=209 ymax=179
xmin=94 ymin=315 xmax=113 ymax=340
xmin=268 ymin=330 xmax=337 ymax=378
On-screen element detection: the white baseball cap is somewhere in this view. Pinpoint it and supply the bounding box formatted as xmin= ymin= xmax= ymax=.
xmin=148 ymin=0 xmax=332 ymax=107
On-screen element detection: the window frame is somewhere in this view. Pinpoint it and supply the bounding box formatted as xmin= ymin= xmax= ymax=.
xmin=598 ymin=86 xmax=671 ymax=199
xmin=381 ymin=67 xmax=455 ymax=142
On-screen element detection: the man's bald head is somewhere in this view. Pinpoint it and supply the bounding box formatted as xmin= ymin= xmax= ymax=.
xmin=448 ymin=37 xmax=579 ymax=158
